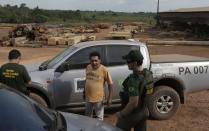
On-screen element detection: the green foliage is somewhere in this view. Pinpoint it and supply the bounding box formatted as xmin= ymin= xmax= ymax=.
xmin=33 ymin=15 xmax=48 ymax=23
xmin=0 ymin=3 xmax=156 ymax=25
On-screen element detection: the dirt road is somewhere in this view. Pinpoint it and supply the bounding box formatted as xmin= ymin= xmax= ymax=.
xmin=0 ymin=45 xmax=209 ymax=131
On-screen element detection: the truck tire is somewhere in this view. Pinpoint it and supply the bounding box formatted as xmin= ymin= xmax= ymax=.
xmin=147 ymin=86 xmax=180 ymax=120
xmin=30 ymin=93 xmax=48 ymax=107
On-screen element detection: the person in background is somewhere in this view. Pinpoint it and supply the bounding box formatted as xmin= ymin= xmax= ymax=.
xmin=0 ymin=49 xmax=31 ymax=95
xmin=84 ymin=51 xmax=113 ymax=121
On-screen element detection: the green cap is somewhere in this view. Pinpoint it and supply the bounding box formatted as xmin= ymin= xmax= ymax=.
xmin=122 ymin=50 xmax=144 ymax=62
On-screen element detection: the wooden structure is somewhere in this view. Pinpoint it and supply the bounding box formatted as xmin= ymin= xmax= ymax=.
xmin=108 ymin=31 xmax=131 ymax=39
xmin=158 ymin=6 xmax=209 ymax=37
xmin=159 ymin=11 xmax=209 ymax=24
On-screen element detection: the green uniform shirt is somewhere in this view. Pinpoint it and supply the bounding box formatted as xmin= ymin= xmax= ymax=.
xmin=0 ymin=63 xmax=31 ymax=93
xmin=122 ymin=72 xmax=146 ymax=107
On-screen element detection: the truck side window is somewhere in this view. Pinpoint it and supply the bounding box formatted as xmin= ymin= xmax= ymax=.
xmin=106 ymin=45 xmax=140 ymax=66
xmin=65 ymin=46 xmax=103 ymax=69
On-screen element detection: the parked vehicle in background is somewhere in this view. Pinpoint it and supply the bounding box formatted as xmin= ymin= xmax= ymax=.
xmin=0 ymin=83 xmax=121 ymax=131
xmin=26 ymin=39 xmax=209 ymax=120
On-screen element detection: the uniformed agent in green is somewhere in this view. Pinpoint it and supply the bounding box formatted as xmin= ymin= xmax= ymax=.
xmin=116 ymin=50 xmax=147 ymax=131
xmin=0 ymin=49 xmax=31 ymax=95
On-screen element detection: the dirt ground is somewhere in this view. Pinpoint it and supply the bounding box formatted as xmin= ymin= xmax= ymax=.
xmin=1 ymin=45 xmax=209 ymax=131
xmin=0 ymin=27 xmax=11 ymax=39
xmin=0 ymin=47 xmax=63 ymax=65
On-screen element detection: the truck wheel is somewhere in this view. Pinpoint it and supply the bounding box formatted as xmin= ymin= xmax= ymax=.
xmin=147 ymin=86 xmax=180 ymax=120
xmin=30 ymin=93 xmax=48 ymax=107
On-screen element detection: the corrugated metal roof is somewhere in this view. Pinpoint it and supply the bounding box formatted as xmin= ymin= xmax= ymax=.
xmin=173 ymin=6 xmax=209 ymax=12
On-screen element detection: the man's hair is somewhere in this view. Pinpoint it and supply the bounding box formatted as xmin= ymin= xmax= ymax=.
xmin=89 ymin=51 xmax=101 ymax=59
xmin=8 ymin=49 xmax=21 ymax=60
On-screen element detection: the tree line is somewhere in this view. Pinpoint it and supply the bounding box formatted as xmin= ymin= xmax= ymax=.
xmin=0 ymin=3 xmax=156 ymax=25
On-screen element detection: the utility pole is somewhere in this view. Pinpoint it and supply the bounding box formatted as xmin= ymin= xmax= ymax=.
xmin=156 ymin=0 xmax=160 ymax=26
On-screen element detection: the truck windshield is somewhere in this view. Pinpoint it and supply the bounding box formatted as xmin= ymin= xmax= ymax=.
xmin=46 ymin=46 xmax=77 ymax=69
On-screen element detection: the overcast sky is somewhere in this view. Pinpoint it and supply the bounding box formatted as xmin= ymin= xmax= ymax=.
xmin=0 ymin=0 xmax=209 ymax=12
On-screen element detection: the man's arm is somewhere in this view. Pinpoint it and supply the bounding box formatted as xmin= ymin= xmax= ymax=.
xmin=22 ymin=66 xmax=31 ymax=84
xmin=83 ymin=67 xmax=88 ymax=100
xmin=107 ymin=83 xmax=113 ymax=106
xmin=120 ymin=96 xmax=139 ymax=116
xmin=0 ymin=68 xmax=2 ymax=83
xmin=105 ymin=69 xmax=113 ymax=106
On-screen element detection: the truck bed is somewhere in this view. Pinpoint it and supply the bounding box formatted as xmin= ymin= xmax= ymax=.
xmin=151 ymin=54 xmax=209 ymax=63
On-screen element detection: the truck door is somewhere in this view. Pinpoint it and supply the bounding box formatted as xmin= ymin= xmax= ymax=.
xmin=52 ymin=46 xmax=104 ymax=107
xmin=105 ymin=45 xmax=142 ymax=104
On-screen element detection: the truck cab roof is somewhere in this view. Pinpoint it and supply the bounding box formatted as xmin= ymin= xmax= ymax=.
xmin=74 ymin=39 xmax=145 ymax=49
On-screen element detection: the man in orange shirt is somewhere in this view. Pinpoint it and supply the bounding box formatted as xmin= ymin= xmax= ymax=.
xmin=84 ymin=51 xmax=113 ymax=121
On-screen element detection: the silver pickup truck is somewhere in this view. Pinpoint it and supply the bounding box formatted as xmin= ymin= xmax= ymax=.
xmin=27 ymin=39 xmax=209 ymax=120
